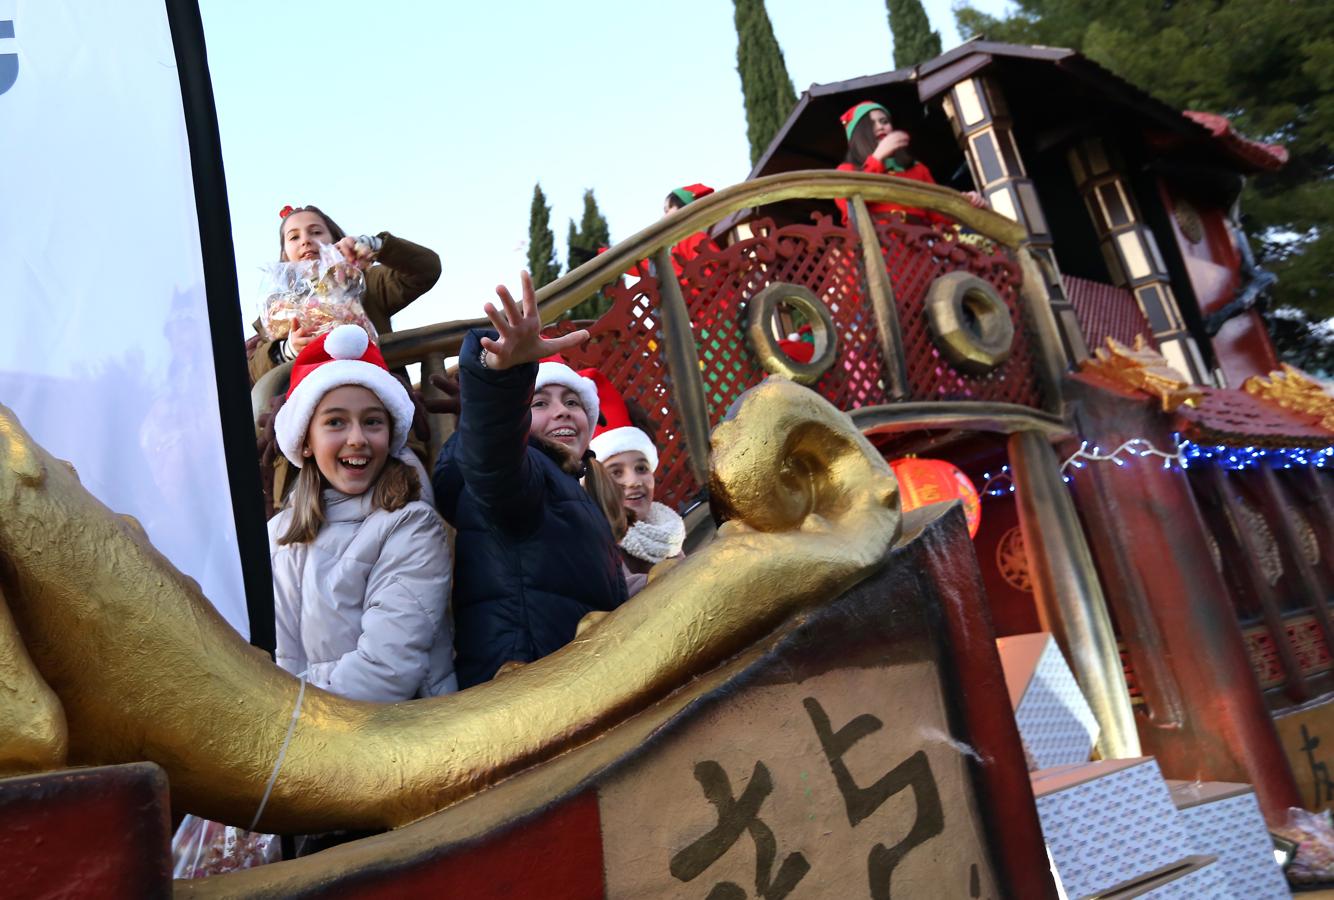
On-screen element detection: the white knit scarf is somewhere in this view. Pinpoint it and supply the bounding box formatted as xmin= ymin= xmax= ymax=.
xmin=620 ymin=501 xmax=686 ymax=565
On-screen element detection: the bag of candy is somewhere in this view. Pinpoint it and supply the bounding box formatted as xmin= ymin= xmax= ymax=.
xmin=1273 ymin=806 xmax=1334 ymax=884
xmin=259 ymin=242 xmax=377 ymax=344
xmin=171 ymin=814 xmax=280 ymax=878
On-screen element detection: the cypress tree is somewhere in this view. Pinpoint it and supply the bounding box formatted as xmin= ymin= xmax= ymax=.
xmin=887 ymin=0 xmax=942 ymax=68
xmin=733 ymin=0 xmax=798 ymax=166
xmin=526 ymin=182 xmax=561 ymax=289
xmin=565 ymin=189 xmax=615 ymax=321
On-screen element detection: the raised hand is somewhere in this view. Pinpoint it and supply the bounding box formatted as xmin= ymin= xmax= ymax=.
xmin=479 ymin=271 xmax=589 ymax=370
xmin=962 ymin=191 xmax=990 ymax=210
xmin=873 ymin=130 xmax=911 ymax=162
xmin=334 ymin=235 xmax=376 ymax=269
xmin=423 ymin=372 xmax=461 ymax=416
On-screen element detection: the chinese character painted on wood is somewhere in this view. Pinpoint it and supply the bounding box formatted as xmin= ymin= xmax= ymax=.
xmin=804 ymin=697 xmax=945 ymax=899
xmin=670 ymin=760 xmax=811 ymax=899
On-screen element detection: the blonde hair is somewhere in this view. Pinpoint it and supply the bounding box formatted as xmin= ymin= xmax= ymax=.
xmin=277 ymin=455 xmax=420 ymax=545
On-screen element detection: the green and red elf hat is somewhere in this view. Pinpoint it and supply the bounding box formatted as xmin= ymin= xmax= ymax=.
xmin=840 ymin=101 xmax=889 ymax=141
xmin=670 ymin=184 xmax=714 ymax=207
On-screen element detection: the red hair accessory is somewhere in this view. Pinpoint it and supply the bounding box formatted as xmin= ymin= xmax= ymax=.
xmin=278 ymin=205 xmax=295 ymax=219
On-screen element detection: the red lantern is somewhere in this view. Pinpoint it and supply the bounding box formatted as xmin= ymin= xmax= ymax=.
xmin=889 ymin=457 xmax=982 ymax=538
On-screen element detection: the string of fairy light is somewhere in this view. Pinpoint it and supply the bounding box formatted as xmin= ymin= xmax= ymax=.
xmin=980 ymin=435 xmax=1334 ymax=498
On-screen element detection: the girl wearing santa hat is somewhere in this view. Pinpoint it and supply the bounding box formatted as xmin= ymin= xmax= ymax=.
xmin=269 ymin=324 xmax=456 ymax=702
xmin=583 ymin=370 xmax=686 ymax=589
xmin=432 ymin=272 xmax=628 ymax=688
xmin=247 ymin=204 xmax=442 ymax=385
xmin=834 ymin=100 xmax=987 ymax=227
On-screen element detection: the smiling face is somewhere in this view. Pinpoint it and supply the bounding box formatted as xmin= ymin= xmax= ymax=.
xmin=604 ymin=450 xmax=655 ymax=520
xmin=529 ymin=385 xmax=591 ymax=456
xmin=282 ymin=210 xmax=333 ymax=262
xmin=305 ymin=384 xmax=391 ymax=495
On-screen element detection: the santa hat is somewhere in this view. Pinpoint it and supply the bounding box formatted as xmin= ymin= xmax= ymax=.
xmin=274 ymin=324 xmax=414 ymax=467
xmin=670 ymin=183 xmax=714 ymax=207
xmin=535 ymin=355 xmax=600 ymax=431
xmin=583 ymin=368 xmax=659 ymax=471
xmin=840 ymin=101 xmax=889 ymax=141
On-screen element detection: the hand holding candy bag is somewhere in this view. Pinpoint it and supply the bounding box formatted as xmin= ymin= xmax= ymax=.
xmin=259 ymin=242 xmax=378 ymax=345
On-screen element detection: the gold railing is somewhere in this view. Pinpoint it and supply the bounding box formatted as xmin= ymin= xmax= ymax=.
xmin=379 ymin=171 xmax=1028 ymax=367
xmin=255 ymin=171 xmax=1067 ymax=467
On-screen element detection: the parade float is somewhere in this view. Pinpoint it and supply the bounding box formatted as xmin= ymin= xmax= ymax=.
xmin=0 ymin=5 xmax=1328 ymax=897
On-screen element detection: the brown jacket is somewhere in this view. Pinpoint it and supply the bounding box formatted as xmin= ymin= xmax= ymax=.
xmin=247 ymin=232 xmax=441 ymax=385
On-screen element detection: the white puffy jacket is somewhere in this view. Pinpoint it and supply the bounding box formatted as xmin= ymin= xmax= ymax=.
xmin=269 ymin=488 xmax=456 ymax=701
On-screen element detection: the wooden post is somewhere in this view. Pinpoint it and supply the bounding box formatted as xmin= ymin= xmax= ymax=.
xmin=1007 ymin=428 xmax=1142 ymax=760
xmin=1207 ymin=466 xmax=1309 ymax=702
xmin=849 ymin=195 xmax=910 ymax=400
xmin=653 ymin=247 xmax=712 ymax=485
xmin=1257 ymin=466 xmax=1334 ymax=659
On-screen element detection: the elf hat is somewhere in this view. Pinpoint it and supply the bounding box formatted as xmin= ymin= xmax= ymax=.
xmin=583 ymin=368 xmax=659 ymax=471
xmin=536 ymin=355 xmax=600 ymax=431
xmin=670 ymin=183 xmax=715 ymax=207
xmin=274 ymin=324 xmax=414 ymax=467
xmin=840 ymin=101 xmax=889 ymax=141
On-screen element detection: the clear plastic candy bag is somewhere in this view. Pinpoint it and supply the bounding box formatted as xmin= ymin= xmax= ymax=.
xmin=259 ymin=242 xmax=377 ymax=344
xmin=171 ymin=814 xmax=280 ymax=879
xmin=1273 ymin=806 xmax=1334 ymax=884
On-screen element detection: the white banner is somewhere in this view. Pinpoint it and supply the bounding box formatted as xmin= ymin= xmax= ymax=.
xmin=0 ymin=1 xmax=249 ymax=635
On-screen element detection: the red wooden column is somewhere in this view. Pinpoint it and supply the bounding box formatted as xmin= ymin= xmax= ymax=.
xmin=1063 ymin=373 xmax=1302 ymax=822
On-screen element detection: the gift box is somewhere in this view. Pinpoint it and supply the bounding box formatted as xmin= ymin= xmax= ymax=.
xmin=997 ymin=632 xmax=1099 ymax=769
xmin=1166 ymin=780 xmax=1289 ymax=899
xmin=1032 ymin=758 xmax=1200 ymax=898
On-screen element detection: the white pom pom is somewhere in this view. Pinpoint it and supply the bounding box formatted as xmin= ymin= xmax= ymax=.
xmin=325 ymin=324 xmax=369 ymax=360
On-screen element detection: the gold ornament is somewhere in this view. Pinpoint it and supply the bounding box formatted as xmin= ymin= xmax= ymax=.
xmin=1242 ymin=364 xmax=1334 ymax=431
xmin=0 ymin=379 xmax=900 ymax=833
xmin=1079 ymin=336 xmax=1203 ymax=412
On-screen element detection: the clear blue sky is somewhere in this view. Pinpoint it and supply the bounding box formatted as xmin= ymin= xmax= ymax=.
xmin=200 ymin=1 xmax=1011 ymax=332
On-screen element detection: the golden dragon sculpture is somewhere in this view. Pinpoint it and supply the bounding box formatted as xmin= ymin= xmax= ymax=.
xmin=0 ymin=377 xmax=900 ymax=834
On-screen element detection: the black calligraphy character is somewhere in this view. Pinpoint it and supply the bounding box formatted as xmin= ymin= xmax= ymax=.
xmin=670 ymin=760 xmax=811 ymax=900
xmin=803 ymin=697 xmax=945 ymax=900
xmin=1300 ymin=725 xmax=1334 ymax=805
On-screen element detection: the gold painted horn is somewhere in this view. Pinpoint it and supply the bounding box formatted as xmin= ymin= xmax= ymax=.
xmin=0 ymin=378 xmax=899 ymax=833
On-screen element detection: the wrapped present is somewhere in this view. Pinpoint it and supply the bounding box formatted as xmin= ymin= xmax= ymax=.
xmin=1032 ymin=757 xmax=1208 ymax=898
xmin=1166 ymin=780 xmax=1289 ymax=897
xmin=997 ymin=632 xmax=1099 ymax=769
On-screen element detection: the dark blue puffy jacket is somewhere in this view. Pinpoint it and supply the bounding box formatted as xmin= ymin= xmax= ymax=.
xmin=433 ymin=330 xmax=628 ymax=688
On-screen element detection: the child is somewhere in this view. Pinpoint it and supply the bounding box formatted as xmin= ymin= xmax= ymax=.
xmin=432 ymin=272 xmax=628 ymax=688
xmin=247 ymin=205 xmax=442 ymax=385
xmin=660 ymin=183 xmax=717 ymax=274
xmin=269 ymin=324 xmax=456 ymax=701
xmin=834 ymin=101 xmax=987 ymax=227
xmin=584 ymin=370 xmax=685 ymax=586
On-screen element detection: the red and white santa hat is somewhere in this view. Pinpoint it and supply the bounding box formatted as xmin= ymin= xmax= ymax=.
xmin=582 ymin=368 xmax=658 ymax=471
xmin=536 ymin=355 xmax=600 ymax=431
xmin=274 ymin=324 xmax=414 ymax=467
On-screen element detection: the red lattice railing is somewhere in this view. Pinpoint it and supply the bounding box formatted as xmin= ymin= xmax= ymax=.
xmin=547 ymin=212 xmax=1041 ymax=512
xmin=873 ymin=216 xmax=1042 ymax=406
xmin=1064 ymin=274 xmax=1156 ymax=350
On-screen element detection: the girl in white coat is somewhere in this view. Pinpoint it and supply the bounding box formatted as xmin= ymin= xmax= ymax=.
xmin=269 ymin=324 xmax=455 ymax=701
xmin=584 ymin=369 xmax=686 ymax=594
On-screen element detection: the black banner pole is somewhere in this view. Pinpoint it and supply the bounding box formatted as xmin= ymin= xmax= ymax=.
xmin=163 ymin=0 xmax=275 ymax=654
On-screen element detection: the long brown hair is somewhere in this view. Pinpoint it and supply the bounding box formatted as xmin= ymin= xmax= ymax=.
xmin=845 ymin=113 xmax=915 ymax=169
xmin=277 ymin=205 xmax=347 ymax=261
xmin=277 ymin=455 xmax=420 ymax=545
xmin=584 ymin=456 xmax=628 ymax=542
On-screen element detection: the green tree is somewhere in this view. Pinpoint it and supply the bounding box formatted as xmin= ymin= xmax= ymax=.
xmin=526 ymin=182 xmax=561 ymax=289
xmin=887 ymin=0 xmax=942 ymax=68
xmin=733 ymin=0 xmax=798 ymax=166
xmin=565 ymin=189 xmax=615 ymax=321
xmin=953 ymin=0 xmax=1334 ymax=355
